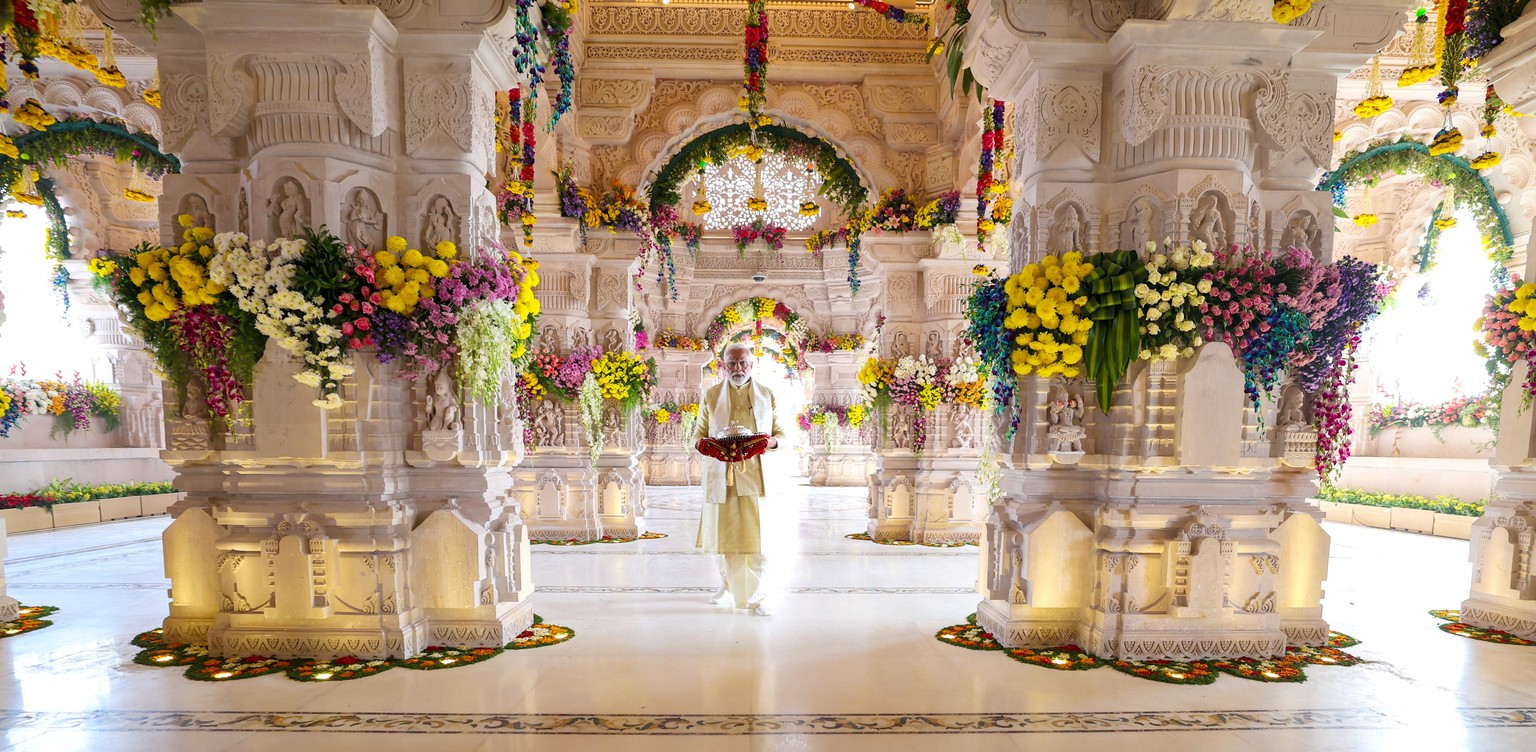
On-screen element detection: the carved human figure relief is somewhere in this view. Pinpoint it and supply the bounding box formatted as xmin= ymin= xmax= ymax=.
xmin=344 ymin=187 xmax=385 ymax=251
xmin=1119 ymin=198 xmax=1157 ymax=251
xmin=602 ymin=328 xmax=622 ymax=352
xmin=181 ymin=378 xmax=207 ymax=420
xmin=1279 ymin=211 xmax=1322 ymax=256
xmin=1049 ymin=204 xmax=1087 ymax=254
xmin=238 ymin=188 xmax=250 ymax=235
xmin=270 ymin=179 xmax=309 ymax=238
xmin=1277 ymin=383 xmax=1306 ymax=430
xmin=1045 ymin=378 xmax=1087 ymax=453
xmin=423 ymin=196 xmax=458 ymax=251
xmin=1189 ymin=192 xmax=1228 ymax=251
xmin=925 ymin=331 xmax=943 ymax=357
xmin=425 ymin=366 xmax=462 ymax=432
xmin=181 ymin=193 xmax=215 ymax=232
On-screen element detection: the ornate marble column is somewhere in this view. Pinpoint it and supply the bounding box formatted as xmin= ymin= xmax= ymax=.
xmin=511 ymin=241 xmax=649 ymax=540
xmin=964 ymin=0 xmax=1406 ymax=659
xmin=803 ymin=351 xmax=872 ymax=487
xmin=1457 ymin=6 xmax=1536 ymax=640
xmin=92 ymin=0 xmax=537 ymax=660
xmin=864 ymin=237 xmax=1000 ymax=543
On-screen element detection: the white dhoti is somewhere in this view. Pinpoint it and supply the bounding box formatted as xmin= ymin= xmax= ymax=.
xmin=697 ymin=493 xmax=767 ymax=608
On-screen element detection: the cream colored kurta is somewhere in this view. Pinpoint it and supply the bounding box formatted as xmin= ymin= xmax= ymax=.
xmin=695 ymin=380 xmax=783 ymax=556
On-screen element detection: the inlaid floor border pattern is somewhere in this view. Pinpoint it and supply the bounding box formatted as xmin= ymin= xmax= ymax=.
xmin=1 ymin=707 xmax=1534 ymax=735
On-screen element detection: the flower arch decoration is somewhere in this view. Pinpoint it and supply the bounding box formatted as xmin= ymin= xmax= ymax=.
xmin=1 ymin=118 xmax=180 ymax=305
xmin=1318 ymin=139 xmax=1513 ymax=277
xmin=703 ymin=297 xmax=814 ymax=370
xmin=646 ymin=122 xmax=872 ymax=217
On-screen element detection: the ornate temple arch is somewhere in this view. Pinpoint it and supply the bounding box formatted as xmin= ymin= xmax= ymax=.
xmin=586 ymin=78 xmax=931 ymax=195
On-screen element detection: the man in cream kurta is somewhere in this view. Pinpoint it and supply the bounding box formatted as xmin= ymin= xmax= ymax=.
xmin=696 ymin=343 xmax=785 ymax=615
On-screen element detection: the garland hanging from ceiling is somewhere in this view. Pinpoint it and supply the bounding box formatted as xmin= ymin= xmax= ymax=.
xmin=648 ymin=123 xmax=867 ymax=215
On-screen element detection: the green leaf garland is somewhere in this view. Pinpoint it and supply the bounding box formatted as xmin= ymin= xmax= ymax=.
xmin=1082 ymin=250 xmax=1146 ymax=412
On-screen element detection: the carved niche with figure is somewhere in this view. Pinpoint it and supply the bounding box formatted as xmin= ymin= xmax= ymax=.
xmin=344 ymin=188 xmax=386 ymax=251
xmin=270 ymin=178 xmax=309 ymax=238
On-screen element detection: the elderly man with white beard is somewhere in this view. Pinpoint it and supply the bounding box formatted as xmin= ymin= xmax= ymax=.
xmin=695 ymin=342 xmax=785 ymax=616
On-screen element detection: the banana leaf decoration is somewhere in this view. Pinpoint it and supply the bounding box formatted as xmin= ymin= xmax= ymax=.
xmin=1081 ymin=250 xmax=1147 ymax=413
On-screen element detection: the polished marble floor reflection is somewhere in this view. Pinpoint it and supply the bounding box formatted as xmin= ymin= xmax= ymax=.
xmin=2 ymin=483 xmax=1534 ymax=751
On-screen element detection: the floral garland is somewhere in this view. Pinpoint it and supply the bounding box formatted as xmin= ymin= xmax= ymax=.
xmin=704 ymin=297 xmax=810 ymax=352
xmin=649 ymin=123 xmax=867 ymax=215
xmin=1467 ymin=0 xmax=1530 ymax=62
xmin=796 ymin=402 xmax=869 ymax=453
xmin=848 ymin=0 xmax=927 ymax=26
xmin=656 ymin=330 xmax=709 ymax=351
xmin=1304 ymin=257 xmax=1388 ymax=479
xmin=0 ymin=373 xmax=120 ymax=439
xmin=805 ymin=333 xmax=866 ymax=353
xmin=525 ymin=346 xmax=656 ymax=463
xmin=1478 ymin=275 xmax=1526 ymax=389
xmin=497 ymin=88 xmax=539 ymax=247
xmin=1367 ymin=391 xmax=1500 ymax=439
xmin=730 ymin=218 xmax=787 ymax=255
xmin=1134 ymin=241 xmax=1214 ymax=362
xmin=857 ymin=353 xmax=985 ymax=455
xmin=805 ymin=190 xmax=963 ymax=296
xmin=1433 ymin=0 xmax=1471 ymax=155
xmin=1320 ymin=139 xmax=1514 ymax=269
xmin=1399 ymin=7 xmax=1440 ymax=87
xmin=99 ymin=222 xmax=538 ymax=413
xmin=976 ymin=100 xmax=1008 ymax=250
xmin=741 ymin=0 xmax=769 ymax=131
xmin=539 ymin=0 xmax=578 ymax=128
xmin=554 ymin=172 xmax=693 ymax=299
xmin=648 ymin=400 xmax=701 ymax=447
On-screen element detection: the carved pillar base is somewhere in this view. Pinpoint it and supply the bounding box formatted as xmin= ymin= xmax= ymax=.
xmin=1459 ymin=497 xmax=1536 ymax=640
xmin=806 ymin=446 xmax=875 ymax=487
xmin=161 ymin=349 xmax=534 ymax=661
xmin=639 ymin=445 xmax=701 ymax=486
xmin=0 ymin=517 xmax=18 ymax=623
xmin=977 ymin=471 xmax=1328 ymax=660
xmin=866 ymin=453 xmax=918 ymax=540
xmin=513 ymin=450 xmax=647 ymax=540
xmin=910 ymin=461 xmax=987 ymax=545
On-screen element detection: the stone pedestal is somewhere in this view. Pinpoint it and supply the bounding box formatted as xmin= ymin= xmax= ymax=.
xmin=514 ymin=397 xmax=647 ymax=540
xmin=0 ymin=518 xmax=18 ymax=623
xmin=163 ymin=345 xmax=533 ymax=660
xmin=866 ymin=405 xmax=989 ymax=543
xmin=975 ymin=347 xmax=1330 ymax=659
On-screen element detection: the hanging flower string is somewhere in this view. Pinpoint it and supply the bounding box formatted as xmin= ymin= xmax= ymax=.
xmin=540 ymin=0 xmax=577 ymax=129
xmin=1472 ymin=83 xmax=1503 ymax=170
xmin=497 ymin=88 xmax=538 ymax=246
xmin=976 ymin=100 xmax=1006 ymax=251
xmin=1431 ymin=0 xmax=1470 ymax=157
xmin=1399 ymin=8 xmax=1437 ymax=87
xmin=740 ymin=0 xmax=770 ymax=131
xmin=1353 ymin=56 xmax=1391 ymax=119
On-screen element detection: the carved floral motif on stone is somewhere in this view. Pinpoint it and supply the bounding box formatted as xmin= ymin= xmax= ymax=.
xmin=207 ymin=52 xmax=254 ymax=138
xmin=1253 ymin=70 xmax=1333 ymax=168
xmin=405 ymin=72 xmax=475 ymax=155
xmin=1038 ymin=83 xmax=1102 ymax=162
xmin=1118 ymin=65 xmax=1170 ymax=146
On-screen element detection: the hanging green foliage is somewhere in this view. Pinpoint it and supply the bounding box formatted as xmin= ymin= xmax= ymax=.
xmin=0 ymin=117 xmax=179 ymax=210
xmin=647 ymin=122 xmax=868 ymax=216
xmin=1081 ymin=250 xmax=1147 ymax=413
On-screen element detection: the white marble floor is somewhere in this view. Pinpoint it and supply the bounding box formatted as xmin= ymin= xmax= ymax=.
xmin=2 ymin=484 xmax=1534 ymax=751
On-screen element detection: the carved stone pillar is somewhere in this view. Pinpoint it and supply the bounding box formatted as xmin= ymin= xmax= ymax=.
xmin=964 ymin=0 xmax=1406 ymax=659
xmin=804 ymin=352 xmax=873 ymax=487
xmin=1460 ymin=8 xmax=1536 ymax=638
xmin=92 ymin=0 xmax=539 ymax=660
xmin=639 ymin=350 xmax=710 ymax=486
xmin=62 ymin=260 xmax=164 ymax=449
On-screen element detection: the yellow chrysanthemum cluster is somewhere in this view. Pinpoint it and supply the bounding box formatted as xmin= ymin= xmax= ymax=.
xmin=0 ymin=134 xmax=17 ymax=160
xmin=952 ymin=379 xmax=986 ymax=409
xmin=591 ymin=350 xmax=652 ymax=400
xmin=1471 ymin=151 xmax=1502 ymax=170
xmin=87 ymin=258 xmax=118 ymax=278
xmin=1271 ymin=0 xmax=1313 ymax=24
xmin=857 ymin=357 xmax=893 ymax=389
xmin=125 ymin=215 xmax=224 ymax=321
xmin=508 ymin=249 xmax=542 ymax=360
xmin=1429 ymin=128 xmax=1464 ymax=157
xmin=1509 ymin=283 xmax=1536 ymax=332
xmin=1002 ymin=252 xmax=1093 ymax=378
xmin=521 ymin=371 xmax=546 ymax=399
xmin=374 ymin=236 xmax=455 ymax=315
xmin=846 ymin=403 xmax=867 ymax=427
xmin=1352 ymin=95 xmax=1392 ymax=119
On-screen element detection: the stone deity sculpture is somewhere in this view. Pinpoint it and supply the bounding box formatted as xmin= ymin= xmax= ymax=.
xmin=1051 ymin=206 xmax=1085 ymax=254
xmin=1046 ymin=381 xmax=1086 ymax=453
xmin=1190 ymin=194 xmax=1225 ymax=251
xmin=181 ymin=378 xmax=207 ymax=420
xmin=274 ymin=181 xmax=307 ymax=238
xmin=424 ymin=197 xmax=456 ymax=250
xmin=426 ymin=367 xmax=462 ymax=432
xmin=1280 ymin=212 xmax=1321 ymax=255
xmin=1122 ymin=202 xmax=1152 ymax=250
xmin=1277 ymin=384 xmax=1306 ymax=430
xmin=346 ymin=191 xmax=383 ymax=250
xmin=184 ymin=194 xmax=214 ymax=231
